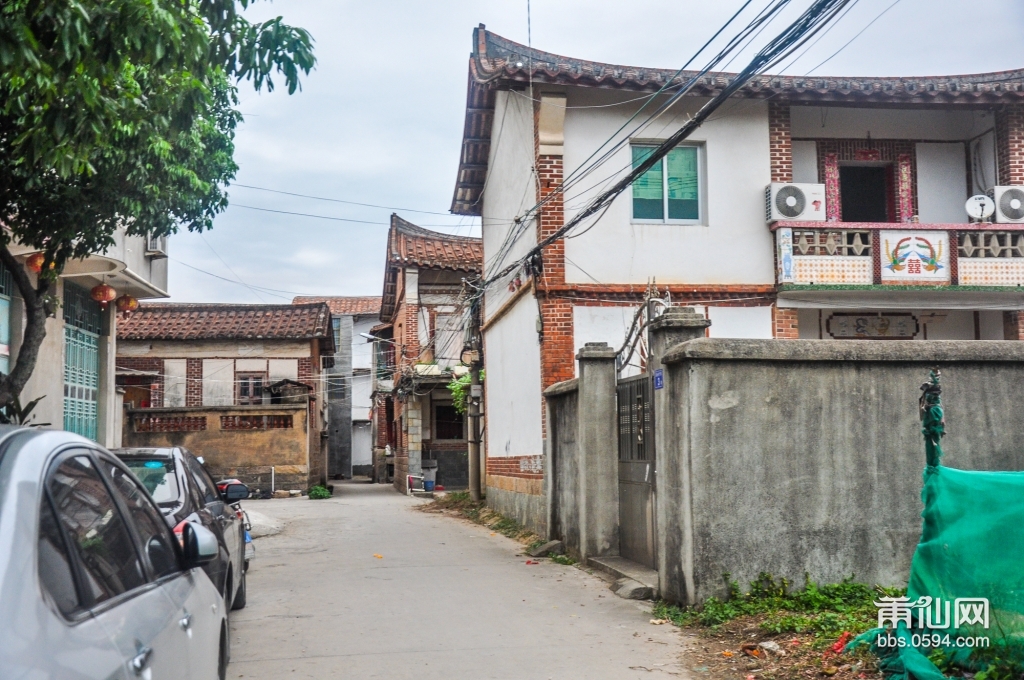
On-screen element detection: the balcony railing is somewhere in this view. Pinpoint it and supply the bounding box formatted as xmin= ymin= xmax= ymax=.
xmin=774 ymin=222 xmax=1024 ymax=287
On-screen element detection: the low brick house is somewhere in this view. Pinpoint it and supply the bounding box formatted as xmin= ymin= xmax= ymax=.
xmin=116 ymin=302 xmax=335 ymax=491
xmin=370 ymin=214 xmax=482 ymax=492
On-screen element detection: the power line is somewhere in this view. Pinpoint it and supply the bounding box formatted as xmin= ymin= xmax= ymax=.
xmin=804 ymin=0 xmax=904 ymax=74
xmin=230 ymin=204 xmax=474 ymax=230
xmin=199 ymin=233 xmax=268 ymax=303
xmin=232 ymin=184 xmax=455 ymax=217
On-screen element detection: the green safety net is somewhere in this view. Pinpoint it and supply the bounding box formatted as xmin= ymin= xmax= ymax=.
xmin=852 ymin=370 xmax=1024 ymax=679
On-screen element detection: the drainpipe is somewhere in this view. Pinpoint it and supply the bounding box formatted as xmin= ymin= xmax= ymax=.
xmin=271 ymin=466 xmax=275 ymax=494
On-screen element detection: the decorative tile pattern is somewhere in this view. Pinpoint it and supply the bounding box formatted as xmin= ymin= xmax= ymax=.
xmin=824 ymin=153 xmax=840 ymax=221
xmin=777 ymin=228 xmax=795 ymax=283
xmin=897 ymin=154 xmax=914 ymax=222
xmin=791 ymin=256 xmax=872 ymax=284
xmin=959 ymin=260 xmax=1024 ymax=286
xmin=826 ymin=313 xmax=919 ymax=340
xmin=880 ymin=230 xmax=950 ymax=283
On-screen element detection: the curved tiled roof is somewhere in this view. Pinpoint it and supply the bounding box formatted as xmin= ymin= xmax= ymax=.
xmin=380 ymin=214 xmax=482 ymax=322
xmin=452 ymin=25 xmax=1024 ymax=215
xmin=387 ymin=214 xmax=483 ymax=272
xmin=292 ymin=296 xmax=381 ymax=316
xmin=118 ymin=302 xmax=334 ymax=349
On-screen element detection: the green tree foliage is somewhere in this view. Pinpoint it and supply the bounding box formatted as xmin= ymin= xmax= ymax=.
xmin=0 ymin=1 xmax=315 ymax=406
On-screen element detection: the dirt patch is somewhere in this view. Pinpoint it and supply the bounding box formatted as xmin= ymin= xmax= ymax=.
xmin=674 ymin=615 xmax=881 ymax=680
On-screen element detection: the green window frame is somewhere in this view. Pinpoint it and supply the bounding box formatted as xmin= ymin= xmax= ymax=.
xmin=631 ymin=144 xmax=703 ymax=223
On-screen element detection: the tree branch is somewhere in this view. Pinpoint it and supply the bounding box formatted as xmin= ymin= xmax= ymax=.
xmin=0 ymin=244 xmax=51 ymax=406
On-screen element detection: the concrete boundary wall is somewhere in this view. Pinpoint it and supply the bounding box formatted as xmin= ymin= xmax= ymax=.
xmin=544 ymin=331 xmax=1024 ymax=606
xmin=660 ymin=339 xmax=1024 ymax=604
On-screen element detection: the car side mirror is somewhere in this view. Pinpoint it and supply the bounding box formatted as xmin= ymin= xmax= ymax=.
xmin=179 ymin=521 xmax=218 ymax=568
xmin=223 ymin=483 xmax=249 ymax=502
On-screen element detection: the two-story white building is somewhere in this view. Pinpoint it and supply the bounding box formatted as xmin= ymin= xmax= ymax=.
xmin=452 ymin=26 xmax=1024 ymax=531
xmin=8 ymin=231 xmax=169 ymax=445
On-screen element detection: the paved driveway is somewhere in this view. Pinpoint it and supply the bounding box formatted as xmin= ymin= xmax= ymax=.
xmin=229 ymin=482 xmax=686 ymax=679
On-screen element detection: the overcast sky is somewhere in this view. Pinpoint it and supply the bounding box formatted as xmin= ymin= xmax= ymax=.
xmin=165 ymin=0 xmax=1024 ymax=304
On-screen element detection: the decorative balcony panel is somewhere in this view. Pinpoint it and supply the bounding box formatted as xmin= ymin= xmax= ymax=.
xmin=879 ymin=230 xmax=950 ymax=284
xmin=792 ymin=257 xmax=873 ymax=285
xmin=778 ymin=227 xmax=872 ymax=285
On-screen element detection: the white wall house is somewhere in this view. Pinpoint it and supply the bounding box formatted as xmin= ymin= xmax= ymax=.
xmin=450 ymin=26 xmax=1024 ymax=532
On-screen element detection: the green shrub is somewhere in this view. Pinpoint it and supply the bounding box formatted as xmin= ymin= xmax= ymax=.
xmin=307 ymin=485 xmax=331 ymax=500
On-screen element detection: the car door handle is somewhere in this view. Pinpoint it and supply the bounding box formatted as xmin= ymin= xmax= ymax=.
xmin=131 ymin=646 xmax=153 ymax=675
xmin=179 ymin=612 xmax=192 ymax=631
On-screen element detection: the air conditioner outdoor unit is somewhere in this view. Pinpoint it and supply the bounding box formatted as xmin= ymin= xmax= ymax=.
xmin=146 ymin=233 xmax=168 ymax=258
xmin=765 ymin=183 xmax=827 ymax=222
xmin=994 ymin=186 xmax=1024 ymax=223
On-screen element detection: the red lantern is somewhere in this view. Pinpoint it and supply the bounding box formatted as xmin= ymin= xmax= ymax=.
xmin=25 ymin=253 xmax=45 ymax=273
xmin=90 ymin=283 xmax=117 ymax=309
xmin=115 ymin=294 xmax=139 ymax=318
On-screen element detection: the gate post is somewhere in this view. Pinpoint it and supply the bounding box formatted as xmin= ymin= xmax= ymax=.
xmin=577 ymin=342 xmax=619 ymax=560
xmin=648 ymin=307 xmax=711 ymax=605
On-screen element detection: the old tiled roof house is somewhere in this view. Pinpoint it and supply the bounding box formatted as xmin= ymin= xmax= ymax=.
xmin=371 ymin=214 xmax=482 ymax=492
xmin=117 ymin=302 xmax=335 ymax=491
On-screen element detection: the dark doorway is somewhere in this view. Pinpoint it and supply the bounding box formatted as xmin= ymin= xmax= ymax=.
xmin=840 ymin=165 xmax=890 ymax=222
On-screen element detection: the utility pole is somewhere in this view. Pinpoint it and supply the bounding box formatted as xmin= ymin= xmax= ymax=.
xmin=466 ymin=300 xmax=483 ymax=502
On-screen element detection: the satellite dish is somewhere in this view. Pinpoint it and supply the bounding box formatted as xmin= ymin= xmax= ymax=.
xmin=966 ymin=194 xmax=995 ymax=221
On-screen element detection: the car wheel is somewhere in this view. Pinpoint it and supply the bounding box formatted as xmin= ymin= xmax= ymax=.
xmin=231 ymin=567 xmax=247 ymax=610
xmin=218 ymin=622 xmax=228 ymax=680
xmin=224 ymin=568 xmax=234 ymax=612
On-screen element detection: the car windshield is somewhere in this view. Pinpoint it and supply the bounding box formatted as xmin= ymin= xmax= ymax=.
xmin=123 ymin=458 xmax=180 ymax=506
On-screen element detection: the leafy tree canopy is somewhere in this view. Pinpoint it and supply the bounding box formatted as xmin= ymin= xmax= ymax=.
xmin=0 ymin=0 xmax=315 ymax=406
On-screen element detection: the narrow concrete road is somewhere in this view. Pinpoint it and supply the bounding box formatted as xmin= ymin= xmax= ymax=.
xmin=229 ymin=481 xmax=687 ymax=679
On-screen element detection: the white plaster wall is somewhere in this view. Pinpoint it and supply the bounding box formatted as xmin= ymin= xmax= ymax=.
xmin=481 ymin=90 xmax=538 ymax=320
xmin=572 ymin=305 xmax=642 ymax=376
xmin=352 ymin=421 xmax=373 ymax=467
xmin=980 ymin=311 xmax=1003 ymax=340
xmin=118 ymin=340 xmax=310 ymax=358
xmin=562 ymin=92 xmax=774 ymax=285
xmin=236 ymin=358 xmax=268 ymax=372
xmin=791 ymin=106 xmax=994 ymax=140
xmin=916 ymin=143 xmax=968 ymax=223
xmin=351 ymin=316 xmax=377 ymax=370
xmin=351 ymin=373 xmax=372 ymax=420
xmin=484 ymin=293 xmax=543 ymax=459
xmin=164 ymin=359 xmax=187 ymax=407
xmin=792 ymin=141 xmax=819 ymax=183
xmin=268 ymin=359 xmax=298 ymax=383
xmin=706 ymin=306 xmax=774 ymax=339
xmin=202 ymin=359 xmax=234 ymax=406
xmin=797 ymin=308 xmax=823 ymax=339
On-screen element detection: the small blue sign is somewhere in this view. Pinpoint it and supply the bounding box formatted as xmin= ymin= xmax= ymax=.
xmin=653 ymin=369 xmax=664 ymax=390
xmin=143 ymin=461 xmax=164 ymax=469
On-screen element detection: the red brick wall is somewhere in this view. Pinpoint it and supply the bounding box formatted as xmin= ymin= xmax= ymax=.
xmin=487 ymin=455 xmax=544 ymax=481
xmin=773 ymin=306 xmax=800 ymax=339
xmin=769 ymin=102 xmax=792 ymax=183
xmin=186 ymin=359 xmax=202 ymax=407
xmin=297 ymin=356 xmax=314 ymax=387
xmin=997 ymin=105 xmax=1024 ymax=186
xmin=1004 ymin=312 xmax=1024 ymax=340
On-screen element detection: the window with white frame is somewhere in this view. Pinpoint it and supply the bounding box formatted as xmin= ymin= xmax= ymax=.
xmin=631 ymin=144 xmax=702 ymax=223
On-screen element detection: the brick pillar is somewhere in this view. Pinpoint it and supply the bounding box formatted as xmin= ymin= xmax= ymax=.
xmin=185 ymin=358 xmax=202 ymax=406
xmin=996 ymin=105 xmax=1024 ymax=186
xmin=768 ymin=101 xmax=793 ymax=183
xmin=774 ymin=306 xmax=800 ymax=339
xmin=1003 ymin=312 xmax=1024 ymax=340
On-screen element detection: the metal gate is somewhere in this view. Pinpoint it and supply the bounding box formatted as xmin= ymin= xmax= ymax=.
xmin=617 ymin=373 xmax=655 ymax=568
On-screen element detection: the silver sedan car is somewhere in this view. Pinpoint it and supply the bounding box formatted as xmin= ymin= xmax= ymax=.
xmin=0 ymin=427 xmax=229 ymax=679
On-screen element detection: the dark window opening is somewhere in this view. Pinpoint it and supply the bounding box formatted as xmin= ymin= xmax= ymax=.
xmin=839 ymin=165 xmax=892 ymax=223
xmin=236 ymin=373 xmax=265 ymax=405
xmin=434 ymin=404 xmax=464 ymax=440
